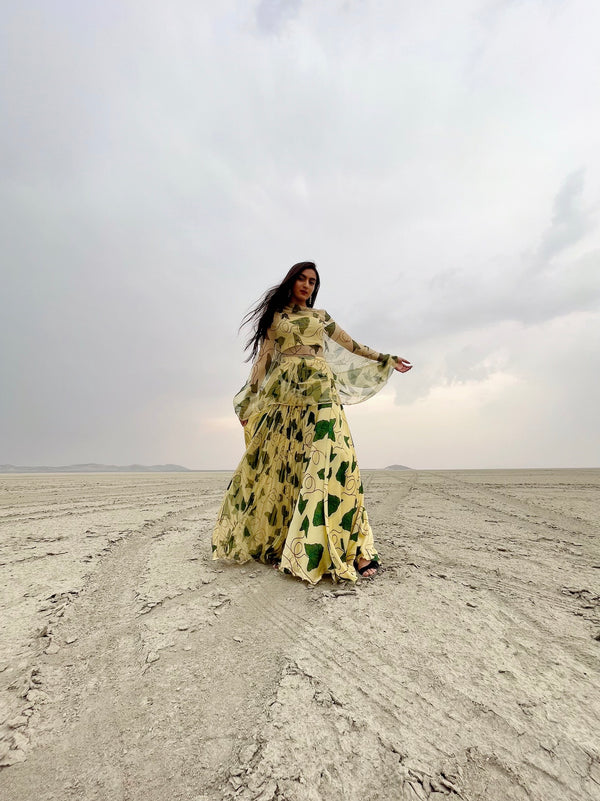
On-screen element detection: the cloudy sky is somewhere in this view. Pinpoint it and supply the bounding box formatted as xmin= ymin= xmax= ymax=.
xmin=2 ymin=0 xmax=599 ymax=470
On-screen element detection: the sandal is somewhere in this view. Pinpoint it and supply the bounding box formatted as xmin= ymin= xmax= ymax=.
xmin=355 ymin=559 xmax=380 ymax=578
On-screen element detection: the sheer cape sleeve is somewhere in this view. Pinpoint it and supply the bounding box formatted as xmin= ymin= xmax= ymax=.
xmin=233 ymin=308 xmax=398 ymax=419
xmin=322 ymin=311 xmax=398 ymax=405
xmin=233 ymin=330 xmax=275 ymax=421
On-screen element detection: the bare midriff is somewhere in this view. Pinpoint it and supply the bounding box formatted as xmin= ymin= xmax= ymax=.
xmin=279 ymin=346 xmax=323 ymax=357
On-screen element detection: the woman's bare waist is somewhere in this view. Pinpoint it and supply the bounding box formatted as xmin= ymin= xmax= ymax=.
xmin=278 ymin=346 xmax=323 ymax=357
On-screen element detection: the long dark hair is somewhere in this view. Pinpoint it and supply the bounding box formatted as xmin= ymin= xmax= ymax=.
xmin=241 ymin=262 xmax=321 ymax=361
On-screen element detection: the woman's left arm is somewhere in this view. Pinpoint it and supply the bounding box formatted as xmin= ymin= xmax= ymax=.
xmin=323 ymin=311 xmax=412 ymax=372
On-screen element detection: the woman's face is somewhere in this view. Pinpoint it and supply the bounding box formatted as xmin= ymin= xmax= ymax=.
xmin=290 ymin=268 xmax=317 ymax=306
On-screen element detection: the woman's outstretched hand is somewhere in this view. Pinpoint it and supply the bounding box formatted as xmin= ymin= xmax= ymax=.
xmin=395 ymin=358 xmax=413 ymax=373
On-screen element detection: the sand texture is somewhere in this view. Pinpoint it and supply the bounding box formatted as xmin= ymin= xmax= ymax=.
xmin=0 ymin=469 xmax=599 ymax=801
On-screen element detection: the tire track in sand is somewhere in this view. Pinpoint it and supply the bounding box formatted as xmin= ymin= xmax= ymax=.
xmin=0 ymin=502 xmax=252 ymax=801
xmin=2 ymin=471 xmax=599 ymax=801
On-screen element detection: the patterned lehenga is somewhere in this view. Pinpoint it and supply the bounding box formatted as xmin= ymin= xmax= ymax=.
xmin=212 ymin=304 xmax=397 ymax=584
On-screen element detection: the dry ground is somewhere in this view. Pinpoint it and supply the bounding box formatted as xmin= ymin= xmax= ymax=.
xmin=0 ymin=469 xmax=599 ymax=801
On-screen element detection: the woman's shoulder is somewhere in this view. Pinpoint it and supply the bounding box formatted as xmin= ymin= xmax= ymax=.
xmin=313 ymin=308 xmax=332 ymax=322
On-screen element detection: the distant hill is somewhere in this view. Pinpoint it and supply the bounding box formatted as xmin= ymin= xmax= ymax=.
xmin=0 ymin=463 xmax=193 ymax=474
xmin=384 ymin=464 xmax=412 ymax=471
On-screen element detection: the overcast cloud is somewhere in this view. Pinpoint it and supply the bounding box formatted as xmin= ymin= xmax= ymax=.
xmin=1 ymin=0 xmax=599 ymax=469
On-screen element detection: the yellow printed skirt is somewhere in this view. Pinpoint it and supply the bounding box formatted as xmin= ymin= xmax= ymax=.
xmin=212 ymin=424 xmax=378 ymax=584
xmin=212 ymin=364 xmax=379 ymax=584
xmin=212 ymin=358 xmax=379 ymax=584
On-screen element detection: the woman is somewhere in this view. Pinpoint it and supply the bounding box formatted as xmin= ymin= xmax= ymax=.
xmin=212 ymin=262 xmax=412 ymax=583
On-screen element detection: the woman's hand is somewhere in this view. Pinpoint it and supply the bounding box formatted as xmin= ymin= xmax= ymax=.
xmin=395 ymin=358 xmax=413 ymax=373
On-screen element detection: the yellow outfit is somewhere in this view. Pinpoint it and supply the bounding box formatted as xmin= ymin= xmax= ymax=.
xmin=212 ymin=305 xmax=397 ymax=584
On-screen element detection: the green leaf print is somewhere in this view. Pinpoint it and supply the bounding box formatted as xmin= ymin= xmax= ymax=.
xmin=311 ymin=385 xmax=323 ymax=403
xmin=317 ymin=468 xmax=325 ymax=480
xmin=304 ymin=543 xmax=324 ymax=572
xmin=298 ymin=496 xmax=308 ymax=514
xmin=291 ymin=316 xmax=310 ymax=334
xmin=327 ymin=494 xmax=341 ymax=515
xmin=243 ymin=526 xmax=251 ymax=538
xmin=335 ymin=461 xmax=349 ymax=486
xmin=313 ymin=500 xmax=325 ymax=526
xmin=314 ymin=420 xmax=331 ymax=441
xmin=341 ymin=508 xmax=355 ymax=532
xmin=246 ymin=449 xmax=259 ymax=469
xmin=300 ymin=515 xmax=309 ymax=535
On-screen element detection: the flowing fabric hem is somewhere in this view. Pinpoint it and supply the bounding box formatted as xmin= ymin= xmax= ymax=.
xmin=212 ymin=399 xmax=380 ymax=585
